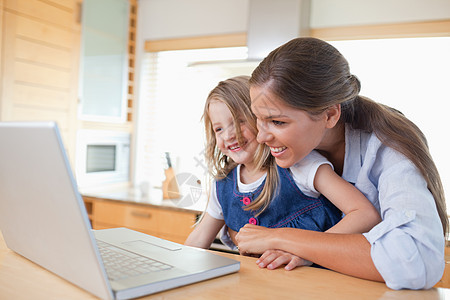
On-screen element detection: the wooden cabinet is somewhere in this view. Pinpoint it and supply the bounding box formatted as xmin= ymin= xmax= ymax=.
xmin=0 ymin=0 xmax=82 ymax=163
xmin=0 ymin=0 xmax=137 ymax=163
xmin=83 ymin=197 xmax=199 ymax=244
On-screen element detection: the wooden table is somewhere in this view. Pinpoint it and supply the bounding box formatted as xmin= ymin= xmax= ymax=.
xmin=0 ymin=231 xmax=448 ymax=300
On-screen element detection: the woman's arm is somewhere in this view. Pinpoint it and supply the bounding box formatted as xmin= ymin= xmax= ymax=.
xmin=184 ymin=213 xmax=225 ymax=249
xmin=314 ymin=164 xmax=381 ymax=234
xmin=236 ymin=225 xmax=383 ymax=281
xmin=239 ymin=164 xmax=382 ymax=274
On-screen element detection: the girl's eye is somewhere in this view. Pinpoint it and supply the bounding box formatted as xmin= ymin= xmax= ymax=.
xmin=214 ymin=127 xmax=222 ymax=133
xmin=272 ymin=120 xmax=285 ymax=126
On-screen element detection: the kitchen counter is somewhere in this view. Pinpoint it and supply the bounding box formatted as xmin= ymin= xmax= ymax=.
xmin=80 ymin=184 xmax=206 ymax=244
xmin=1 ymin=230 xmax=448 ymax=299
xmin=80 ymin=183 xmax=207 ymax=214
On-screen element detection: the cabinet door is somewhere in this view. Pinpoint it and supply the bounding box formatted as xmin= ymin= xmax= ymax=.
xmin=93 ymin=201 xmax=159 ymax=236
xmin=79 ymin=0 xmax=129 ymax=122
xmin=90 ymin=200 xmax=198 ymax=244
xmin=0 ymin=0 xmax=81 ymax=162
xmin=156 ymin=209 xmax=198 ymax=243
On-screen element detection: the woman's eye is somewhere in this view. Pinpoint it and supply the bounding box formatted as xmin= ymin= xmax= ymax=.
xmin=272 ymin=120 xmax=285 ymax=126
xmin=214 ymin=127 xmax=222 ymax=133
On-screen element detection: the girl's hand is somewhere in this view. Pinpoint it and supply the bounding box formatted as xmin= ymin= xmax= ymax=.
xmin=235 ymin=224 xmax=275 ymax=255
xmin=256 ymin=249 xmax=312 ymax=270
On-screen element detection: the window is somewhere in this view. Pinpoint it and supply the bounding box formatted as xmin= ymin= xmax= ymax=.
xmin=329 ymin=37 xmax=450 ymax=210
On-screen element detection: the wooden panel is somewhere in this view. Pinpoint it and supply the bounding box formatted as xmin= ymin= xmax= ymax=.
xmin=6 ymin=0 xmax=77 ymax=11
xmin=12 ymin=13 xmax=74 ymax=48
xmin=311 ymin=19 xmax=450 ymax=41
xmin=50 ymin=0 xmax=77 ymax=10
xmin=156 ymin=209 xmax=197 ymax=238
xmin=0 ymin=0 xmax=80 ymax=164
xmin=0 ymin=0 xmax=3 ymax=114
xmin=15 ymin=37 xmax=72 ymax=69
xmin=15 ymin=60 xmax=71 ymax=90
xmin=13 ymin=83 xmax=71 ymax=109
xmin=5 ymin=0 xmax=75 ymax=28
xmin=126 ymin=0 xmax=137 ymax=123
xmin=145 ymin=32 xmax=247 ymax=52
xmin=10 ymin=106 xmax=69 ymax=129
xmin=90 ymin=199 xmax=197 ymax=244
xmin=93 ymin=201 xmax=159 ymax=231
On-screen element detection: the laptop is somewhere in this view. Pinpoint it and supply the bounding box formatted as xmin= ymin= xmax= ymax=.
xmin=0 ymin=121 xmax=240 ymax=300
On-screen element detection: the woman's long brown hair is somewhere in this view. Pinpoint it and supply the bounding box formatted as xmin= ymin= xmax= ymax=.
xmin=250 ymin=37 xmax=448 ymax=236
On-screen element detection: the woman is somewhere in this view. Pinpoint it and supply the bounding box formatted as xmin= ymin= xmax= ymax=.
xmin=235 ymin=37 xmax=447 ymax=289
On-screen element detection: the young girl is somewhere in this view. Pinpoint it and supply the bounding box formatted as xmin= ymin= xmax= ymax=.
xmin=184 ymin=75 xmax=380 ymax=255
xmin=235 ymin=37 xmax=447 ymax=289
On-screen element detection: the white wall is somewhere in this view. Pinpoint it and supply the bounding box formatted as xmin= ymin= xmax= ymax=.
xmin=138 ymin=0 xmax=450 ymax=40
xmin=311 ymin=0 xmax=450 ymax=28
xmin=138 ymin=0 xmax=249 ymax=40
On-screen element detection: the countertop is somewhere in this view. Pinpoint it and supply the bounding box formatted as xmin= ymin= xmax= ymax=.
xmin=80 ymin=183 xmax=207 ymax=214
xmin=1 ymin=230 xmax=448 ymax=299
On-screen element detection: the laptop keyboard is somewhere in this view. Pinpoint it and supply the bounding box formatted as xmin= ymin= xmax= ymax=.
xmin=97 ymin=240 xmax=173 ymax=281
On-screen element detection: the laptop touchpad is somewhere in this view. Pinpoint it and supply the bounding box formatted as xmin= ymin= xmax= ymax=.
xmin=123 ymin=240 xmax=182 ymax=251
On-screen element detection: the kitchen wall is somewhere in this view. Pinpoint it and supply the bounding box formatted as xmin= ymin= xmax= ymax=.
xmin=137 ymin=0 xmax=450 ymax=41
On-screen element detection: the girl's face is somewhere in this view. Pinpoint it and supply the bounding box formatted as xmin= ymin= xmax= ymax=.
xmin=208 ymin=100 xmax=259 ymax=167
xmin=250 ymin=86 xmax=334 ymax=168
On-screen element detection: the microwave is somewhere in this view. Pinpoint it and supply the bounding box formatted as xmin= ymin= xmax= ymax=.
xmin=75 ymin=130 xmax=130 ymax=188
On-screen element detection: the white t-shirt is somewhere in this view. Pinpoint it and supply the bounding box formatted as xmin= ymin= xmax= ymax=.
xmin=206 ymin=150 xmax=332 ymax=220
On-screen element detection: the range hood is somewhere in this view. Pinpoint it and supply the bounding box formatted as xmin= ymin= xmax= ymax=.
xmin=189 ymin=0 xmax=310 ymax=67
xmin=247 ymin=0 xmax=311 ymax=60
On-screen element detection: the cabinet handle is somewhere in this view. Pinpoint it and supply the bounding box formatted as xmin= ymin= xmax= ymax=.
xmin=130 ymin=211 xmax=152 ymax=218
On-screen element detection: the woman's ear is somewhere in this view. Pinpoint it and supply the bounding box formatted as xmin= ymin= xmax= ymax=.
xmin=325 ymin=104 xmax=341 ymax=128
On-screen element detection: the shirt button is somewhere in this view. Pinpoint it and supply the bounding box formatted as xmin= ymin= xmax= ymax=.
xmin=249 ymin=217 xmax=257 ymax=225
xmin=242 ymin=197 xmax=251 ymax=206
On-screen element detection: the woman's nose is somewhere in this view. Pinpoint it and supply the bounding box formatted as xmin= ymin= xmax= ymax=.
xmin=256 ymin=121 xmax=271 ymax=144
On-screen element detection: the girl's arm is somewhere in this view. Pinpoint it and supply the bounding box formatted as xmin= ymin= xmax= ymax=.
xmin=184 ymin=213 xmax=225 ymax=249
xmin=314 ymin=164 xmax=381 ymax=234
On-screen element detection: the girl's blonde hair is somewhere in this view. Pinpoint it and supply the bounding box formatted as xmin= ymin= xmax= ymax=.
xmin=250 ymin=37 xmax=448 ymax=236
xmin=203 ymin=75 xmax=278 ymax=216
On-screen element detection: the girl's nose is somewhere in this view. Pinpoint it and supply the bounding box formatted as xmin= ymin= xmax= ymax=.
xmin=223 ymin=124 xmax=236 ymax=141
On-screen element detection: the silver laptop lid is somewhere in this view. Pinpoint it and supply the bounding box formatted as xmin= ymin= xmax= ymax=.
xmin=0 ymin=122 xmax=113 ymax=299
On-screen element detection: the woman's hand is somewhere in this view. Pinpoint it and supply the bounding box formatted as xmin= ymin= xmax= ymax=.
xmin=256 ymin=249 xmax=312 ymax=270
xmin=235 ymin=224 xmax=276 ymax=255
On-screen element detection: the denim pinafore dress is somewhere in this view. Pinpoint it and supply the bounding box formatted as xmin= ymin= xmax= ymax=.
xmin=216 ymin=166 xmax=342 ymax=232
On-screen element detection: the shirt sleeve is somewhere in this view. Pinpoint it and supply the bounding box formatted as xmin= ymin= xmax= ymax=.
xmin=290 ymin=150 xmax=333 ymax=198
xmin=205 ymin=181 xmax=224 ymax=220
xmin=218 ymin=225 xmax=238 ymax=250
xmin=361 ymin=149 xmax=445 ymax=289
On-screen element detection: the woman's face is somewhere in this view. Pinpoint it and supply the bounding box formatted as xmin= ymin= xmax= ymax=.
xmin=250 ymin=86 xmax=332 ymax=168
xmin=208 ymin=100 xmax=259 ymax=167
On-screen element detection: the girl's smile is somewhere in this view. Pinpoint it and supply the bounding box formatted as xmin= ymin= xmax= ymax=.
xmin=208 ymin=100 xmax=259 ymax=168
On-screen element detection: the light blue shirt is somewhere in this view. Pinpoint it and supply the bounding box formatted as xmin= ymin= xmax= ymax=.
xmin=343 ymin=124 xmax=445 ymax=289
